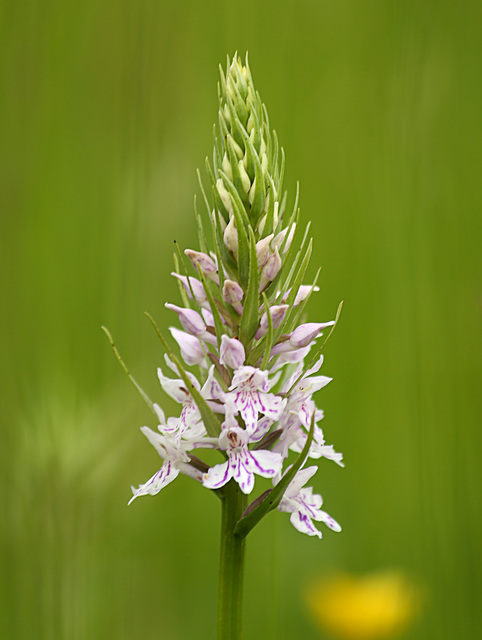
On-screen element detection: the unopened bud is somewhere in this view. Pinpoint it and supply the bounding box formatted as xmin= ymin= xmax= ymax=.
xmin=171 ymin=273 xmax=207 ymax=305
xmin=224 ymin=216 xmax=238 ymax=254
xmin=170 ymin=327 xmax=206 ymax=367
xmin=185 ymin=249 xmax=219 ymax=284
xmin=223 ymin=279 xmax=244 ymax=305
xmin=216 ymin=179 xmax=233 ymax=216
xmin=223 ymin=279 xmax=243 ymax=314
xmin=212 ymin=208 xmax=226 ymax=232
xmin=255 ymin=305 xmax=288 ymax=339
xmin=223 ymin=103 xmax=231 ymax=124
xmin=282 ymin=284 xmax=319 ymax=306
xmin=289 ymin=322 xmax=335 ymax=349
xmin=220 ymin=335 xmax=246 ymax=370
xmin=257 ymin=212 xmax=267 ymax=236
xmin=201 ymin=308 xmax=215 ymax=327
xmin=228 ymin=134 xmax=244 ymax=160
xmin=238 ymin=160 xmax=251 ymax=193
xmin=222 ymin=153 xmax=233 ymax=181
xmin=261 ymin=152 xmax=268 ymax=175
xmin=248 ymin=175 xmax=257 ymax=206
xmin=259 ymin=247 xmax=281 ymax=291
xmin=255 ymin=234 xmax=274 ymax=267
xmin=259 ymin=137 xmax=267 ymax=157
xmin=272 ymin=222 xmax=296 ymax=254
xmin=165 ymin=303 xmax=207 ymax=337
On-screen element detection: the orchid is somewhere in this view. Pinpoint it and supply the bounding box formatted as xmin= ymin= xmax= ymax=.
xmin=128 ymin=429 xmax=199 ymax=504
xmin=104 ymin=53 xmax=344 ymax=640
xmin=277 ymin=466 xmax=342 ymax=538
xmin=203 ymin=425 xmax=283 ymax=494
xmin=224 ymin=366 xmax=286 ymax=435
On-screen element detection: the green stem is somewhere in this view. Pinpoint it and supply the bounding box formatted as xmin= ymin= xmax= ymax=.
xmin=217 ymin=480 xmax=248 ymax=640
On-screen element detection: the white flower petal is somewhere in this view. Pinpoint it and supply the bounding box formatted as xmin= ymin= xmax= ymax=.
xmin=289 ymin=511 xmax=323 ymax=538
xmin=128 ymin=462 xmax=180 ymax=505
xmin=257 ymin=392 xmax=285 ymax=422
xmin=314 ymin=510 xmax=342 ymax=532
xmin=203 ymin=461 xmax=232 ymax=489
xmin=201 ymin=365 xmax=225 ymax=402
xmin=248 ymin=449 xmax=283 ymax=479
xmin=232 ymin=452 xmax=255 ymax=494
xmin=284 ymin=466 xmax=318 ymax=497
xmin=153 ymin=403 xmax=166 ymax=426
xmin=249 ymin=416 xmax=273 ymax=442
xmin=140 ymin=426 xmax=166 ymax=457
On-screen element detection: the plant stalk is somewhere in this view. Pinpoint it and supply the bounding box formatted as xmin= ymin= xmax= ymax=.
xmin=217 ymin=479 xmax=248 ymax=640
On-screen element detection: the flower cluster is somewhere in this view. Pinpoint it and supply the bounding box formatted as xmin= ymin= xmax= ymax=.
xmin=129 ymin=55 xmax=343 ymax=539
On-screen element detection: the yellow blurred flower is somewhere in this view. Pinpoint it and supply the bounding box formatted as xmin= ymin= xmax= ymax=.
xmin=304 ymin=570 xmax=423 ymax=639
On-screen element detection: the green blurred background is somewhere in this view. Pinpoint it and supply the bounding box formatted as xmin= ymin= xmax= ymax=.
xmin=1 ymin=1 xmax=481 ymax=638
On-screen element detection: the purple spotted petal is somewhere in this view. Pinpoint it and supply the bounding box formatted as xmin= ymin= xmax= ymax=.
xmin=203 ymin=461 xmax=232 ymax=489
xmin=257 ymin=392 xmax=285 ymax=422
xmin=248 ymin=449 xmax=283 ymax=479
xmin=232 ymin=452 xmax=255 ymax=494
xmin=290 ymin=511 xmax=323 ymax=538
xmin=315 ymin=510 xmax=342 ymax=532
xmin=128 ymin=461 xmax=180 ymax=505
xmin=249 ymin=416 xmax=273 ymax=442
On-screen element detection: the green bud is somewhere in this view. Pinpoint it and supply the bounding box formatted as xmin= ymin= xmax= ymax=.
xmin=238 ymin=160 xmax=251 ymax=194
xmin=199 ymin=53 xmax=303 ymax=314
xmin=224 ymin=216 xmax=238 ymax=255
xmin=216 ymin=178 xmax=233 ymax=216
xmin=222 ymin=153 xmax=233 ymax=181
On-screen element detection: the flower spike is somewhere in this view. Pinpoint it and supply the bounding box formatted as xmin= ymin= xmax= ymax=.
xmin=107 ymin=54 xmax=343 ymax=545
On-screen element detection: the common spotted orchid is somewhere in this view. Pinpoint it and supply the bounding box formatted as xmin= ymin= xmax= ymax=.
xmin=104 ymin=54 xmax=344 ymax=640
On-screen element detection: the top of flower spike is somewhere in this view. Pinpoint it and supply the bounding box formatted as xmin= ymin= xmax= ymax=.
xmin=196 ymin=54 xmax=305 ymax=349
xmin=211 ymin=53 xmax=285 ymax=238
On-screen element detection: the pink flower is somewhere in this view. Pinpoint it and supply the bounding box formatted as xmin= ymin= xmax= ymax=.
xmin=277 ymin=466 xmax=342 ymax=538
xmin=203 ymin=426 xmax=283 ymax=494
xmin=224 ymin=365 xmax=285 ymax=433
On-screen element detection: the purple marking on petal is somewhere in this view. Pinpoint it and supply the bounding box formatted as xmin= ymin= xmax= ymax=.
xmin=249 ymin=450 xmax=281 ymax=477
xmin=249 ymin=452 xmax=273 ymax=475
xmin=204 ymin=462 xmax=231 ymax=489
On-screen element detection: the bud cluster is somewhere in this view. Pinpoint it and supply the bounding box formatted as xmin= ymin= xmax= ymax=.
xmin=129 ymin=55 xmax=343 ymax=539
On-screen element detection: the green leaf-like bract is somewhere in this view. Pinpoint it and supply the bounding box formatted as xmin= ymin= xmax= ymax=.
xmin=239 ymin=227 xmax=260 ymax=346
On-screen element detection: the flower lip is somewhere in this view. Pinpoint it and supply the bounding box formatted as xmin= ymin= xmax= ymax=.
xmin=203 ymin=425 xmax=283 ymax=494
